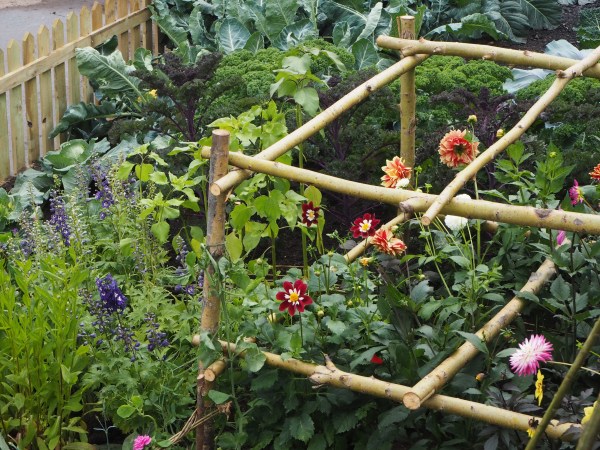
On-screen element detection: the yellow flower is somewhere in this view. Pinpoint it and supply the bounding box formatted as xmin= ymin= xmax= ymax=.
xmin=468 ymin=114 xmax=477 ymax=123
xmin=534 ymin=370 xmax=544 ymax=406
xmin=475 ymin=372 xmax=486 ymax=382
xmin=496 ymin=129 xmax=505 ymax=138
xmin=582 ymin=401 xmax=598 ymax=425
xmin=526 ymin=427 xmax=535 ymax=438
xmin=359 ymin=257 xmax=373 ymax=267
xmin=148 ymin=89 xmax=158 ymax=98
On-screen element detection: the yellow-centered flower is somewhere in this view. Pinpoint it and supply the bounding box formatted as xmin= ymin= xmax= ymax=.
xmin=534 ymin=370 xmax=544 ymax=406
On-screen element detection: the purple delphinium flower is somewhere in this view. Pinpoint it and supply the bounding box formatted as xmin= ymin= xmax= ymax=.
xmin=49 ymin=192 xmax=72 ymax=247
xmin=96 ymin=274 xmax=128 ymax=312
xmin=91 ymin=165 xmax=115 ymax=219
xmin=144 ymin=313 xmax=169 ymax=351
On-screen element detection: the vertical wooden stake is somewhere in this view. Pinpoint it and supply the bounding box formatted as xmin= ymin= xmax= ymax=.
xmin=23 ymin=33 xmax=39 ymax=165
xmin=399 ymin=16 xmax=416 ymax=170
xmin=197 ymin=130 xmax=230 ymax=450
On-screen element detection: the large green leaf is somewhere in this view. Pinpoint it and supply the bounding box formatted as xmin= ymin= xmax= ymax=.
xmin=518 ymin=0 xmax=561 ymax=30
xmin=189 ymin=5 xmax=216 ymax=48
xmin=50 ymin=102 xmax=118 ymax=139
xmin=482 ymin=0 xmax=528 ymax=43
xmin=217 ymin=18 xmax=251 ymax=54
xmin=352 ymin=39 xmax=379 ymax=70
xmin=75 ymin=48 xmax=142 ymax=99
xmin=44 ymin=140 xmax=95 ymax=172
xmin=273 ymin=19 xmax=318 ymax=50
xmin=356 ymin=2 xmax=383 ymax=41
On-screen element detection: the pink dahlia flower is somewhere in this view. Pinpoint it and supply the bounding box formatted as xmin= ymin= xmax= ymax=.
xmin=133 ymin=436 xmax=152 ymax=450
xmin=509 ymin=334 xmax=553 ymax=376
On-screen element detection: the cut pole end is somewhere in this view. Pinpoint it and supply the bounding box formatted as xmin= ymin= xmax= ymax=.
xmin=403 ymin=392 xmax=422 ymax=410
xmin=210 ymin=183 xmax=222 ymax=197
xmin=421 ymin=215 xmax=432 ymax=226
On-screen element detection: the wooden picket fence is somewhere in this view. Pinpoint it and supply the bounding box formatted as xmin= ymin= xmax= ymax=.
xmin=0 ymin=0 xmax=158 ymax=184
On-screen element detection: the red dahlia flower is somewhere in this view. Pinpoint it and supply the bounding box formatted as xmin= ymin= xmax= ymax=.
xmin=301 ymin=202 xmax=320 ymax=226
xmin=350 ymin=213 xmax=381 ymax=239
xmin=275 ymin=279 xmax=313 ymax=316
xmin=381 ymin=156 xmax=412 ymax=188
xmin=371 ymin=229 xmax=407 ymax=256
xmin=370 ymin=354 xmax=384 ymax=365
xmin=439 ymin=129 xmax=479 ymax=168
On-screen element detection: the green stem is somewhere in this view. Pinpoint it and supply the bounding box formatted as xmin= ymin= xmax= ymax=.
xmin=296 ymin=105 xmax=309 ymax=278
xmin=473 ymin=177 xmax=481 ymax=262
xmin=525 ymin=315 xmax=600 ymax=449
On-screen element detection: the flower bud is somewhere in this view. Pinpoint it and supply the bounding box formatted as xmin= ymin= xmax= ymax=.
xmin=496 ymin=129 xmax=505 ymax=138
xmin=467 ymin=115 xmax=477 ymax=124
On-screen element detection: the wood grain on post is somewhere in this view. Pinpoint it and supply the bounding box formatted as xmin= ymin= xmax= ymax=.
xmin=141 ymin=0 xmax=154 ymax=53
xmin=37 ymin=26 xmax=53 ymax=156
xmin=66 ymin=13 xmax=81 ymax=106
xmin=197 ymin=130 xmax=230 ymax=450
xmin=130 ymin=0 xmax=142 ymax=59
xmin=52 ymin=20 xmax=67 ymax=146
xmin=8 ymin=40 xmax=24 ymax=172
xmin=399 ymin=16 xmax=416 ymax=169
xmin=117 ymin=0 xmax=129 ymax=59
xmin=23 ymin=33 xmax=39 ymax=165
xmin=79 ymin=6 xmax=92 ymax=103
xmin=0 ymin=49 xmax=10 ymax=179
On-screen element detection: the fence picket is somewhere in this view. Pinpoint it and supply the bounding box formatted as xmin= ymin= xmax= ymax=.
xmin=90 ymin=2 xmax=104 ymax=104
xmin=130 ymin=0 xmax=142 ymax=59
xmin=105 ymin=0 xmax=116 ymax=26
xmin=52 ymin=19 xmax=67 ymax=146
xmin=23 ymin=33 xmax=39 ymax=164
xmin=141 ymin=0 xmax=154 ymax=55
xmin=80 ymin=6 xmax=92 ymax=103
xmin=38 ymin=26 xmax=53 ymax=156
xmin=7 ymin=41 xmax=24 ymax=173
xmin=117 ymin=0 xmax=129 ymax=59
xmin=0 ymin=50 xmax=9 ymax=180
xmin=67 ymin=13 xmax=81 ymax=107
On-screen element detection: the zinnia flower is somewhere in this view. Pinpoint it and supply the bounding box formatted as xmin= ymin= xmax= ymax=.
xmin=439 ymin=129 xmax=479 ymax=168
xmin=350 ymin=213 xmax=381 ymax=239
xmin=301 ymin=202 xmax=320 ymax=227
xmin=589 ymin=163 xmax=600 ymax=181
xmin=371 ymin=229 xmax=407 ymax=256
xmin=381 ymin=156 xmax=412 ymax=188
xmin=534 ymin=370 xmax=544 ymax=406
xmin=509 ymin=334 xmax=553 ymax=376
xmin=275 ymin=279 xmax=313 ymax=316
xmin=569 ymin=179 xmax=584 ymax=205
xmin=133 ymin=435 xmax=152 ymax=450
xmin=582 ymin=401 xmax=598 ymax=425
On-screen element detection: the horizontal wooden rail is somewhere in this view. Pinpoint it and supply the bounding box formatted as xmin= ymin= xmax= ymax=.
xmin=201 ymin=147 xmax=600 ymax=235
xmin=376 ymin=36 xmax=600 ymax=80
xmin=0 ymin=7 xmax=151 ymax=93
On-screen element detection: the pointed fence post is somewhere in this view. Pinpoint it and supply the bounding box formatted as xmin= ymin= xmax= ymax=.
xmin=399 ymin=16 xmax=416 ymax=170
xmin=197 ymin=130 xmax=229 ymax=450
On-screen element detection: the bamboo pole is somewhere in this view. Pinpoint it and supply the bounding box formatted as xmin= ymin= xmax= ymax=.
xmin=216 ymin=341 xmax=580 ymax=441
xmin=200 ymin=148 xmax=600 ymax=235
xmin=403 ymin=258 xmax=556 ymax=410
xmin=0 ymin=49 xmax=9 ymax=180
xmin=399 ymin=16 xmax=416 ymax=169
xmin=376 ymin=37 xmax=600 ymax=80
xmin=8 ymin=40 xmax=24 ymax=172
xmin=37 ymin=26 xmax=53 ymax=156
xmin=420 ymin=45 xmax=600 ymax=226
xmin=209 ymin=54 xmax=429 ymax=197
xmin=197 ymin=130 xmax=230 ymax=450
xmin=526 ymin=315 xmax=600 ymax=448
xmin=52 ymin=19 xmax=67 ymax=146
xmin=23 ymin=33 xmax=39 ymax=165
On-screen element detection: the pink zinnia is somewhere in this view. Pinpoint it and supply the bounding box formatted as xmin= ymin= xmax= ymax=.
xmin=133 ymin=435 xmax=152 ymax=450
xmin=569 ymin=180 xmax=584 ymax=205
xmin=509 ymin=335 xmax=553 ymax=376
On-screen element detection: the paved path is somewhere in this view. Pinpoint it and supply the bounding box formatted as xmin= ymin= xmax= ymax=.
xmin=0 ymin=0 xmax=101 ymax=51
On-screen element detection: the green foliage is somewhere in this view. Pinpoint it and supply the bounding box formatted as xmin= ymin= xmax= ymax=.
xmin=414 ymin=56 xmax=513 ymax=96
xmin=576 ymin=7 xmax=600 ymax=49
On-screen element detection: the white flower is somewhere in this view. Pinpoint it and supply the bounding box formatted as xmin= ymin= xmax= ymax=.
xmin=395 ymin=177 xmax=410 ymax=188
xmin=444 ymin=194 xmax=471 ymax=231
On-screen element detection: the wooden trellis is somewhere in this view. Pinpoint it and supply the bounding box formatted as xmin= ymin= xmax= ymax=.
xmin=0 ymin=0 xmax=158 ymax=183
xmin=195 ymin=27 xmax=600 ymax=449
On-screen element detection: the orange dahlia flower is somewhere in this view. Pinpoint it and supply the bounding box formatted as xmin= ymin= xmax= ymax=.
xmin=589 ymin=163 xmax=600 ymax=181
xmin=438 ymin=130 xmax=479 ymax=168
xmin=381 ymin=156 xmax=412 ymax=188
xmin=371 ymin=228 xmax=407 ymax=256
